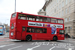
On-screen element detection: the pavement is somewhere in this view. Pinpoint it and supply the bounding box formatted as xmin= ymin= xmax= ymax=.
xmin=0 ymin=33 xmax=75 ymax=50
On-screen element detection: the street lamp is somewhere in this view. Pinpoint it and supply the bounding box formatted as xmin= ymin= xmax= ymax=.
xmin=15 ymin=0 xmax=16 ymax=12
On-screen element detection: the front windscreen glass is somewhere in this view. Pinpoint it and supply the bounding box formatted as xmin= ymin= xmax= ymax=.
xmin=12 ymin=13 xmax=16 ymax=18
xmin=60 ymin=30 xmax=64 ymax=34
xmin=0 ymin=29 xmax=3 ymax=31
xmin=0 ymin=26 xmax=3 ymax=31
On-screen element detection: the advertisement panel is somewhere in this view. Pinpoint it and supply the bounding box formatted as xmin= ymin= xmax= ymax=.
xmin=28 ymin=22 xmax=63 ymax=34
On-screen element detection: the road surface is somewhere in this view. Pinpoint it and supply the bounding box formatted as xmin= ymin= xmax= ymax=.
xmin=0 ymin=38 xmax=75 ymax=50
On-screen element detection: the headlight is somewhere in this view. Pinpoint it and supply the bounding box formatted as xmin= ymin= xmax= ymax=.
xmin=11 ymin=26 xmax=14 ymax=29
xmin=11 ymin=32 xmax=13 ymax=36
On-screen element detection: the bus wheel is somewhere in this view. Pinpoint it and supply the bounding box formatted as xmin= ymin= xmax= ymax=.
xmin=21 ymin=40 xmax=25 ymax=41
xmin=53 ymin=36 xmax=57 ymax=41
xmin=26 ymin=35 xmax=32 ymax=41
xmin=45 ymin=40 xmax=49 ymax=41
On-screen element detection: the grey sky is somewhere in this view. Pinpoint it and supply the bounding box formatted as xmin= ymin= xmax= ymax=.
xmin=0 ymin=0 xmax=45 ymax=26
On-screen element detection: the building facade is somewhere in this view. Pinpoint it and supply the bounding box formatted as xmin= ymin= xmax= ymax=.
xmin=4 ymin=24 xmax=10 ymax=32
xmin=38 ymin=9 xmax=46 ymax=16
xmin=38 ymin=0 xmax=75 ymax=38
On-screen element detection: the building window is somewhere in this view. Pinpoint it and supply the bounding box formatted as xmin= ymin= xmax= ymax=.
xmin=69 ymin=0 xmax=71 ymax=3
xmin=65 ymin=18 xmax=68 ymax=22
xmin=54 ymin=9 xmax=56 ymax=12
xmin=57 ymin=0 xmax=59 ymax=3
xmin=51 ymin=18 xmax=57 ymax=23
xmin=62 ymin=10 xmax=64 ymax=16
xmin=66 ymin=8 xmax=68 ymax=14
xmin=65 ymin=27 xmax=67 ymax=34
xmin=59 ymin=4 xmax=61 ymax=9
xmin=62 ymin=1 xmax=64 ymax=7
xmin=68 ymin=17 xmax=70 ymax=21
xmin=60 ymin=4 xmax=62 ymax=8
xmin=58 ymin=19 xmax=63 ymax=24
xmin=68 ymin=27 xmax=70 ymax=33
xmin=69 ymin=6 xmax=70 ymax=13
xmin=66 ymin=0 xmax=68 ymax=4
xmin=60 ymin=12 xmax=62 ymax=17
xmin=45 ymin=9 xmax=46 ymax=11
xmin=59 ymin=12 xmax=61 ymax=17
xmin=56 ymin=15 xmax=58 ymax=17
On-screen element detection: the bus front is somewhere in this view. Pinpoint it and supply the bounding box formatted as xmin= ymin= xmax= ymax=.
xmin=9 ymin=13 xmax=17 ymax=39
xmin=0 ymin=25 xmax=4 ymax=35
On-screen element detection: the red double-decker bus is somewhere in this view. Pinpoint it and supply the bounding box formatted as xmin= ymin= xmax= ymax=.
xmin=9 ymin=12 xmax=64 ymax=41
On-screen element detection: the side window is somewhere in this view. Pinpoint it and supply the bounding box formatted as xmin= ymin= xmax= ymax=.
xmin=27 ymin=15 xmax=35 ymax=21
xmin=31 ymin=28 xmax=35 ymax=33
xmin=36 ymin=16 xmax=39 ymax=21
xmin=51 ymin=18 xmax=57 ymax=23
xmin=44 ymin=17 xmax=50 ymax=22
xmin=43 ymin=28 xmax=47 ymax=33
xmin=35 ymin=28 xmax=43 ymax=33
xmin=39 ymin=17 xmax=43 ymax=21
xmin=27 ymin=27 xmax=32 ymax=32
xmin=26 ymin=27 xmax=47 ymax=33
xmin=22 ymin=27 xmax=25 ymax=31
xmin=27 ymin=27 xmax=35 ymax=33
xmin=18 ymin=14 xmax=26 ymax=20
xmin=58 ymin=19 xmax=63 ymax=24
xmin=36 ymin=16 xmax=43 ymax=22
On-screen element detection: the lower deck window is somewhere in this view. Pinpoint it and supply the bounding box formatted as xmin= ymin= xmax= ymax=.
xmin=36 ymin=28 xmax=43 ymax=33
xmin=27 ymin=27 xmax=47 ymax=33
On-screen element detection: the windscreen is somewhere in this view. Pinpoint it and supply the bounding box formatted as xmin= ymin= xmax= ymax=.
xmin=60 ymin=30 xmax=64 ymax=34
xmin=0 ymin=26 xmax=3 ymax=31
xmin=12 ymin=13 xmax=16 ymax=18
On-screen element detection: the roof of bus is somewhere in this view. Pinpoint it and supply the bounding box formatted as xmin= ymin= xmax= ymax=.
xmin=15 ymin=12 xmax=64 ymax=20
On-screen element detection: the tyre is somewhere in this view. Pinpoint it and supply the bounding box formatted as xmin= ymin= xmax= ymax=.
xmin=26 ymin=35 xmax=32 ymax=41
xmin=21 ymin=40 xmax=25 ymax=41
xmin=45 ymin=40 xmax=49 ymax=41
xmin=53 ymin=36 xmax=57 ymax=41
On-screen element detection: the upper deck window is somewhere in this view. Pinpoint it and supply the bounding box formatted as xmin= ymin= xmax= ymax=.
xmin=12 ymin=13 xmax=16 ymax=18
xmin=44 ymin=17 xmax=50 ymax=22
xmin=51 ymin=18 xmax=57 ymax=23
xmin=18 ymin=14 xmax=26 ymax=20
xmin=36 ymin=16 xmax=43 ymax=22
xmin=27 ymin=15 xmax=35 ymax=21
xmin=58 ymin=19 xmax=63 ymax=24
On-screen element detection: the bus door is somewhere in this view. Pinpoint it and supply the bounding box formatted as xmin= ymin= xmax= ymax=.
xmin=21 ymin=27 xmax=26 ymax=40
